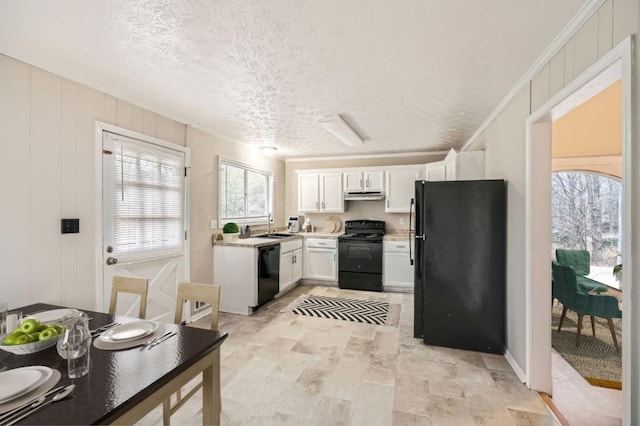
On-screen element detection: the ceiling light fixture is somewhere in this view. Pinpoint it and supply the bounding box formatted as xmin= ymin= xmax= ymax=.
xmin=318 ymin=114 xmax=364 ymax=146
xmin=259 ymin=145 xmax=278 ymax=157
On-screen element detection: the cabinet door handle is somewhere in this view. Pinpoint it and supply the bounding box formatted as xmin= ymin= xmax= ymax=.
xmin=318 ymin=242 xmax=326 ymax=245
xmin=366 ymin=178 xmax=369 ymax=187
xmin=360 ymin=178 xmax=363 ymax=188
xmin=321 ymin=201 xmax=325 ymax=209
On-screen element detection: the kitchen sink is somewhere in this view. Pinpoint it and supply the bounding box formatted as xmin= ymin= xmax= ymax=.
xmin=255 ymin=233 xmax=292 ymax=239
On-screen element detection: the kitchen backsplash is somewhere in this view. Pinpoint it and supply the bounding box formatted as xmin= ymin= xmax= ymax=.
xmin=298 ymin=200 xmax=411 ymax=233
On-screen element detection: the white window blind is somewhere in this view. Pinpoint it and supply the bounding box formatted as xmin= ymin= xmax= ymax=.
xmin=219 ymin=159 xmax=272 ymax=224
xmin=111 ymin=137 xmax=186 ymax=257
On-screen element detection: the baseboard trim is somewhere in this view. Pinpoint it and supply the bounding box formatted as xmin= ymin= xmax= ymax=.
xmin=300 ymin=279 xmax=338 ymax=287
xmin=504 ymin=349 xmax=528 ymax=384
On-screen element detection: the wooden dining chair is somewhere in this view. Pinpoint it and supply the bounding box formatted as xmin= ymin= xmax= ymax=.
xmin=108 ymin=275 xmax=149 ymax=319
xmin=163 ymin=282 xmax=221 ymax=425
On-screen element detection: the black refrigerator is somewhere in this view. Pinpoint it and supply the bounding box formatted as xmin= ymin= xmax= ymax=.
xmin=412 ymin=180 xmax=506 ymax=354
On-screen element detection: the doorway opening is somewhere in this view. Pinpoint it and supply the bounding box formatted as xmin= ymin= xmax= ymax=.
xmin=525 ymin=36 xmax=634 ymax=423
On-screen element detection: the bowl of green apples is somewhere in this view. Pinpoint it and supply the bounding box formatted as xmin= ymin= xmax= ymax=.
xmin=0 ymin=318 xmax=63 ymax=355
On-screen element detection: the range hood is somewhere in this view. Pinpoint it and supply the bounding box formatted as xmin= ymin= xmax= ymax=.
xmin=344 ymin=191 xmax=385 ymax=201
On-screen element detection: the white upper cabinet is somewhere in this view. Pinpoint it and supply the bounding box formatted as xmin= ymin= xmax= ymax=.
xmin=424 ymin=161 xmax=446 ymax=181
xmin=425 ymin=149 xmax=484 ymax=182
xmin=297 ymin=172 xmax=344 ymax=213
xmin=364 ymin=171 xmax=384 ymax=191
xmin=343 ymin=171 xmax=384 ymax=192
xmin=320 ymin=172 xmax=344 ymax=212
xmin=385 ymin=167 xmax=422 ymax=213
xmin=298 ymin=174 xmax=320 ymax=212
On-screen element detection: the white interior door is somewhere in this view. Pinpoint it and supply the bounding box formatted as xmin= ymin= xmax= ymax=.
xmin=101 ymin=130 xmax=189 ymax=322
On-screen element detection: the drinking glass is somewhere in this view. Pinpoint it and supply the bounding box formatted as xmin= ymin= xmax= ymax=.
xmin=0 ymin=303 xmax=7 ymax=336
xmin=57 ymin=312 xmax=91 ymax=378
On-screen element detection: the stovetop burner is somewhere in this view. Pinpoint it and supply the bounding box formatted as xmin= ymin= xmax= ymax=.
xmin=339 ymin=220 xmax=385 ymax=242
xmin=338 ymin=233 xmax=383 ymax=241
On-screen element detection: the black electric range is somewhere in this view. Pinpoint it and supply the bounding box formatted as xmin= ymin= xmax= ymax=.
xmin=338 ymin=220 xmax=385 ymax=292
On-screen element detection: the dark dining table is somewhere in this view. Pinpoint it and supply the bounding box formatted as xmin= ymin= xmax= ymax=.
xmin=0 ymin=303 xmax=227 ymax=425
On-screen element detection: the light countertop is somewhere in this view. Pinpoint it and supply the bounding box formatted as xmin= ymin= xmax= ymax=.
xmin=212 ymin=231 xmax=344 ymax=248
xmin=213 ymin=235 xmax=302 ymax=248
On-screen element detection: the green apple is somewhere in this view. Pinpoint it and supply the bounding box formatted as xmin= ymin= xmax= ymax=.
xmin=38 ymin=327 xmax=58 ymax=341
xmin=20 ymin=318 xmax=40 ymax=334
xmin=37 ymin=324 xmax=49 ymax=332
xmin=16 ymin=334 xmax=35 ymax=345
xmin=3 ymin=335 xmax=18 ymax=346
xmin=52 ymin=325 xmax=63 ymax=335
xmin=11 ymin=328 xmax=24 ymax=336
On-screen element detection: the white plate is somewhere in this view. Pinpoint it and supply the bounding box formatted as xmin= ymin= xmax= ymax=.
xmin=0 ymin=366 xmax=52 ymax=404
xmin=99 ymin=321 xmax=158 ymax=343
xmin=329 ymin=216 xmax=341 ymax=232
xmin=322 ymin=218 xmax=336 ymax=233
xmin=25 ymin=309 xmax=80 ymax=324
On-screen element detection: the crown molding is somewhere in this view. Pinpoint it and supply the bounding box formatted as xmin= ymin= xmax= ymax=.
xmin=285 ymin=150 xmax=449 ymax=163
xmin=460 ymin=0 xmax=606 ymax=152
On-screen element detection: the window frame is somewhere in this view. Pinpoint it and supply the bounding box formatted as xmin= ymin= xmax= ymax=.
xmin=102 ymin=129 xmax=190 ymax=264
xmin=218 ymin=157 xmax=274 ymax=226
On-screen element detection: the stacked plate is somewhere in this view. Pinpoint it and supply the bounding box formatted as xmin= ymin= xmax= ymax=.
xmin=24 ymin=309 xmax=80 ymax=323
xmin=98 ymin=321 xmax=159 ymax=344
xmin=322 ymin=216 xmax=342 ymax=233
xmin=0 ymin=366 xmax=53 ymax=405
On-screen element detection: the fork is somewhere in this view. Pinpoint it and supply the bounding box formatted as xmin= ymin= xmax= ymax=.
xmin=90 ymin=322 xmax=120 ymax=336
xmin=138 ymin=331 xmax=174 ymax=349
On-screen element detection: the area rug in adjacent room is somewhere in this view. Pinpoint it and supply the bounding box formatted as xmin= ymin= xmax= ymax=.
xmin=283 ymin=294 xmax=400 ymax=326
xmin=551 ymin=302 xmax=622 ymax=389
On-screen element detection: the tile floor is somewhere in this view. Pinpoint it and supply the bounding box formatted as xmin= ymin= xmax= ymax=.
xmin=137 ymin=285 xmax=558 ymax=425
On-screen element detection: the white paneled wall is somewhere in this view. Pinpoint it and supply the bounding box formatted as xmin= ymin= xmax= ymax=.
xmin=0 ymin=53 xmax=186 ymax=310
xmin=468 ymin=0 xmax=639 ymax=401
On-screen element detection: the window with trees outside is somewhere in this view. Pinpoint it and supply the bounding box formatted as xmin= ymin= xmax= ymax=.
xmin=219 ymin=159 xmax=273 ymax=225
xmin=552 ymin=171 xmax=621 ymax=281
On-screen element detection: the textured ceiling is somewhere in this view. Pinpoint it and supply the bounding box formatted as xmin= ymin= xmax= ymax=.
xmin=0 ymin=0 xmax=584 ymax=158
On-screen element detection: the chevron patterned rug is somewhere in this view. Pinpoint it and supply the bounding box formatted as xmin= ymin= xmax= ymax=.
xmin=551 ymin=302 xmax=622 ymax=389
xmin=283 ymin=295 xmax=400 ymax=326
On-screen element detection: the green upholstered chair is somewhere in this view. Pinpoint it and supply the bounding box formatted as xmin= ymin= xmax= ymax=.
xmin=555 ymin=248 xmax=608 ymax=293
xmin=552 ymin=261 xmax=621 ymax=351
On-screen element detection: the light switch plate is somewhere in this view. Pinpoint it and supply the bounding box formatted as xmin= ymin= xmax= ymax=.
xmin=210 ymin=220 xmax=217 ymax=229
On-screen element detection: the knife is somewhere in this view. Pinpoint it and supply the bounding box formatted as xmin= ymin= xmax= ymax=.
xmin=0 ymin=385 xmax=64 ymax=424
xmin=146 ymin=331 xmax=176 ymax=349
xmin=5 ymin=385 xmax=74 ymax=426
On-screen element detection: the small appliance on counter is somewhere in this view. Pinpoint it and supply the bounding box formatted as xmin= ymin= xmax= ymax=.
xmin=287 ymin=215 xmax=303 ymax=233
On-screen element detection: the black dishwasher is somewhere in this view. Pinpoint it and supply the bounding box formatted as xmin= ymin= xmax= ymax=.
xmin=257 ymin=244 xmax=280 ymax=307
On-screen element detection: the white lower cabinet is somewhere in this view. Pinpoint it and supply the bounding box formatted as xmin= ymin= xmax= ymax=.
xmin=383 ymin=241 xmax=414 ymax=291
xmin=303 ymin=238 xmax=338 ymax=282
xmin=279 ymin=239 xmax=303 ymax=294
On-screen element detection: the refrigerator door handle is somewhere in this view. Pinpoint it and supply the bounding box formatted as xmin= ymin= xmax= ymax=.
xmin=409 ymin=198 xmax=414 ymax=265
